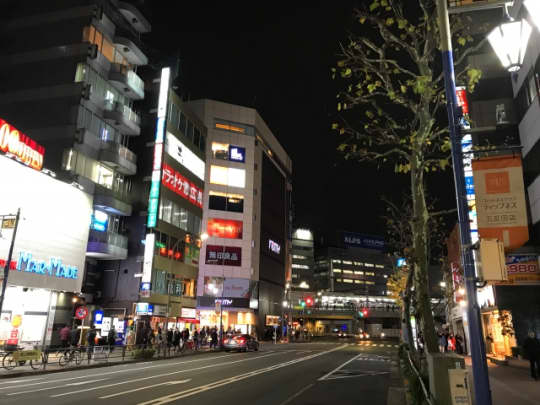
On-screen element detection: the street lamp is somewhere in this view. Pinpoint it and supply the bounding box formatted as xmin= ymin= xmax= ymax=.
xmin=524 ymin=0 xmax=540 ymax=30
xmin=487 ymin=18 xmax=532 ymax=72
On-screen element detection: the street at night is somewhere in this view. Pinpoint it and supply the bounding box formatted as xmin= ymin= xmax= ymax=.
xmin=0 ymin=342 xmax=399 ymax=405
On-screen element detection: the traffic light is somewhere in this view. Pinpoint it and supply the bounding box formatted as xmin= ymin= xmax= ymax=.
xmin=305 ymin=297 xmax=313 ymax=307
xmin=358 ymin=311 xmax=364 ymax=318
xmin=300 ymin=300 xmax=306 ymax=308
xmin=362 ymin=309 xmax=368 ymax=318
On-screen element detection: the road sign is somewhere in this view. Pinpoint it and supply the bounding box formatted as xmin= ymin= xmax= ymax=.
xmin=75 ymin=306 xmax=88 ymax=320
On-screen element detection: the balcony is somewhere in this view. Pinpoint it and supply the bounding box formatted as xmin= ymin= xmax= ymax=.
xmin=87 ymin=229 xmax=128 ymax=260
xmin=99 ymin=141 xmax=137 ymax=176
xmin=109 ymin=63 xmax=144 ymax=100
xmin=448 ymin=0 xmax=507 ymax=13
xmin=117 ymin=2 xmax=151 ymax=34
xmin=114 ymin=35 xmax=148 ymax=66
xmin=103 ymin=100 xmax=141 ymax=136
xmin=93 ymin=183 xmax=133 ymax=217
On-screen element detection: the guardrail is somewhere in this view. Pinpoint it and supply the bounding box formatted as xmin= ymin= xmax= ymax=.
xmin=0 ymin=341 xmax=214 ymax=373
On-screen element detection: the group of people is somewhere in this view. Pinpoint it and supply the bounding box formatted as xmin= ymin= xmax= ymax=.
xmin=136 ymin=324 xmax=222 ymax=351
xmin=438 ymin=330 xmax=465 ymax=354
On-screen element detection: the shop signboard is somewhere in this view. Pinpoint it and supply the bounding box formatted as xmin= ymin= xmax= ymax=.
xmin=94 ymin=310 xmax=104 ymax=325
xmin=0 ymin=154 xmax=92 ymax=292
xmin=497 ymin=255 xmax=540 ymax=285
xmin=229 ymin=146 xmax=245 ymax=163
xmin=207 ymin=218 xmax=243 ymax=239
xmin=343 ymin=232 xmax=385 ymax=250
xmin=223 ymin=278 xmax=251 ymax=298
xmin=181 ymin=307 xmax=197 ymax=319
xmin=135 ymin=302 xmax=153 ymax=315
xmin=205 ymin=245 xmax=241 ymax=266
xmin=0 ymin=118 xmax=45 ymax=171
xmin=101 ymin=317 xmax=112 ymax=335
xmin=165 ymin=132 xmax=205 ymax=181
xmin=197 ymin=296 xmax=250 ymax=309
xmin=162 ymin=163 xmax=203 ymax=208
xmin=472 ymin=155 xmax=529 ymax=250
xmin=266 ymin=315 xmax=280 ymax=326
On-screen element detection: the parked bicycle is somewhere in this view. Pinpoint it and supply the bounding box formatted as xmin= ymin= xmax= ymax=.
xmin=2 ymin=347 xmax=45 ymax=370
xmin=58 ymin=346 xmax=82 ymax=367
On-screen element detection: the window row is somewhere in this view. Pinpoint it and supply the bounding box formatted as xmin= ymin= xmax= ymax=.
xmin=168 ymin=102 xmax=205 ymax=154
xmin=516 ymin=58 xmax=540 ymax=119
xmin=211 ymin=142 xmax=246 ymax=163
xmin=292 ymin=264 xmax=310 ymax=269
xmin=153 ymin=272 xmax=196 ymax=298
xmin=77 ymin=105 xmax=124 ymax=144
xmin=83 ymin=25 xmax=131 ymax=67
xmin=75 ymin=63 xmax=130 ymax=111
xmin=159 ymin=197 xmax=202 ymax=235
xmin=214 ymin=119 xmax=254 ymax=136
xmin=63 ymin=149 xmax=132 ymax=194
xmin=336 ymin=279 xmax=375 ymax=285
xmin=209 ymin=165 xmax=246 ymax=188
xmin=331 ymin=259 xmax=376 ymax=267
xmin=208 ymin=191 xmax=244 ymax=213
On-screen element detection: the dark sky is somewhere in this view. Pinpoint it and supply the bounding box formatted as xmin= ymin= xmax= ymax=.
xmin=142 ymin=1 xmax=455 ymax=237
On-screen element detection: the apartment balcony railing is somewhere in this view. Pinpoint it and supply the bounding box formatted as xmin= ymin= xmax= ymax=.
xmin=103 ymin=100 xmax=141 ymax=136
xmin=99 ymin=140 xmax=137 ymax=176
xmin=86 ymin=229 xmax=128 ymax=260
xmin=109 ymin=63 xmax=144 ymax=100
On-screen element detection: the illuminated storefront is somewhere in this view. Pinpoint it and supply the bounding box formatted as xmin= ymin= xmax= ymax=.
xmin=0 ymin=131 xmax=92 ymax=347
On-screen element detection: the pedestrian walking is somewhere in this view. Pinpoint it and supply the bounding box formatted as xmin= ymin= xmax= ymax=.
xmin=173 ymin=328 xmax=181 ymax=353
xmin=455 ymin=335 xmax=464 ymax=355
xmin=59 ymin=324 xmax=71 ymax=348
xmin=438 ymin=332 xmax=447 ymax=353
xmin=193 ymin=329 xmax=200 ymax=350
xmin=523 ymin=331 xmax=540 ymax=380
xmin=87 ymin=324 xmax=97 ymax=361
xmin=107 ymin=325 xmax=116 ymax=353
xmin=211 ymin=328 xmax=218 ymax=349
xmin=166 ymin=327 xmax=173 ymax=355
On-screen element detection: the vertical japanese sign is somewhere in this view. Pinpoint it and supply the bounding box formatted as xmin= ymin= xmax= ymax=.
xmin=147 ymin=67 xmax=171 ymax=228
xmin=472 ymin=155 xmax=528 ymax=250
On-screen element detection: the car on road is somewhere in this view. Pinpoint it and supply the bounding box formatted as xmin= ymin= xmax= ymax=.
xmin=337 ymin=331 xmax=350 ymax=338
xmin=358 ymin=332 xmax=370 ymax=339
xmin=223 ymin=334 xmax=259 ymax=352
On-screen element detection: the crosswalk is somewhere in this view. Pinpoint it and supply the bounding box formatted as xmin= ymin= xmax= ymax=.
xmin=357 ymin=343 xmax=399 ymax=348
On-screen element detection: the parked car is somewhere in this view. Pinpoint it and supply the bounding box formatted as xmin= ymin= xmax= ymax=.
xmin=223 ymin=334 xmax=259 ymax=352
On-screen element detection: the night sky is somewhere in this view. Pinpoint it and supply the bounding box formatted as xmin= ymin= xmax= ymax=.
xmin=141 ymin=1 xmax=456 ymax=238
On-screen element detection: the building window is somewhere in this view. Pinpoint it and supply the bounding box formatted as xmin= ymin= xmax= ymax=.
xmin=375 ymin=264 xmax=385 ymax=268
xmin=364 ymin=263 xmax=374 ymax=267
xmin=343 ymin=279 xmax=353 ymax=283
xmin=210 ymin=165 xmax=246 ymax=188
xmin=332 ymin=259 xmax=341 ymax=264
xmin=343 ymin=270 xmax=353 ymax=274
xmin=96 ymin=165 xmax=113 ymax=189
xmin=215 ymin=122 xmax=246 ymax=134
xmin=333 ymin=269 xmax=342 ymax=273
xmin=355 ymin=271 xmax=364 ymax=275
xmin=292 ymin=255 xmax=307 ymax=259
xmin=343 ymin=260 xmax=353 ymax=265
xmin=292 ymin=264 xmax=309 ymax=269
xmin=208 ymin=191 xmax=244 ymax=213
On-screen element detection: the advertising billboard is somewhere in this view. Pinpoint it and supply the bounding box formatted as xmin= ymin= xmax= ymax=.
xmin=497 ymin=255 xmax=540 ymax=285
xmin=207 ymin=218 xmax=243 ymax=239
xmin=0 ymin=155 xmax=92 ymax=292
xmin=472 ymin=155 xmax=528 ymax=250
xmin=205 ymin=245 xmax=241 ymax=266
xmin=343 ymin=232 xmax=385 ymax=250
xmin=165 ymin=132 xmax=205 ymax=181
xmin=202 ymin=277 xmax=252 ymax=298
xmin=162 ymin=163 xmax=203 ymax=208
xmin=0 ymin=118 xmax=45 ymax=171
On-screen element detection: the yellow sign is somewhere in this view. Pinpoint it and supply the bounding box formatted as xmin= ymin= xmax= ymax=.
xmin=1 ymin=217 xmax=15 ymax=229
xmin=11 ymin=315 xmax=22 ymax=328
xmin=12 ymin=349 xmax=41 ymax=362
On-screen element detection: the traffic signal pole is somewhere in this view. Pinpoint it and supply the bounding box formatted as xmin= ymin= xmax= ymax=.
xmin=436 ymin=1 xmax=492 ymax=404
xmin=0 ymin=209 xmax=20 ymax=319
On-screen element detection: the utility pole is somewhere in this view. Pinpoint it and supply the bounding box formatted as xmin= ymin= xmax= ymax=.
xmin=0 ymin=208 xmax=21 ymax=318
xmin=436 ymin=1 xmax=492 ymax=405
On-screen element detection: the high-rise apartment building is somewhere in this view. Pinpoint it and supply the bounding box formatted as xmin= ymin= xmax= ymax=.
xmin=187 ymin=99 xmax=292 ymax=337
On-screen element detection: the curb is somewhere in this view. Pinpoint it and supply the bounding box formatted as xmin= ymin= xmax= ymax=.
xmin=387 ymin=355 xmax=406 ymax=405
xmin=0 ymin=348 xmax=220 ymax=379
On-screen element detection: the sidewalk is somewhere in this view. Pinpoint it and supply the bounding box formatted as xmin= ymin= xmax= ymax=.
xmin=465 ymin=357 xmax=540 ymax=405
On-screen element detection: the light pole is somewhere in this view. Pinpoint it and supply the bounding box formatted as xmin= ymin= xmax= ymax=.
xmin=436 ymin=1 xmax=492 ymax=404
xmin=0 ymin=209 xmax=20 ymax=318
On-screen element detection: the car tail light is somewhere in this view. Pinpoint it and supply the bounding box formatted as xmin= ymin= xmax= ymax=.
xmin=235 ymin=337 xmax=246 ymax=344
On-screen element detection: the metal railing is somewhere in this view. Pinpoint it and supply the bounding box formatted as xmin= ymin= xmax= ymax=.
xmin=100 ymin=140 xmax=137 ymax=164
xmin=0 ymin=341 xmax=214 ymax=373
xmin=88 ymin=229 xmax=128 ymax=250
xmin=109 ymin=63 xmax=144 ymax=96
xmin=104 ymin=100 xmax=141 ymax=125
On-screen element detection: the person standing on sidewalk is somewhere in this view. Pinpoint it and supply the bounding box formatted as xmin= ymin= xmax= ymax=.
xmin=59 ymin=324 xmax=71 ymax=348
xmin=87 ymin=324 xmax=97 ymax=361
xmin=523 ymin=331 xmax=540 ymax=380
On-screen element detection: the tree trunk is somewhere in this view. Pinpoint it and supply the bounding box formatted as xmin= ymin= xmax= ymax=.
xmin=410 ymin=162 xmax=438 ymax=353
xmin=403 ymin=268 xmax=418 ymax=365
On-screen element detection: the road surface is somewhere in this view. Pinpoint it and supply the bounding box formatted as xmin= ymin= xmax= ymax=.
xmin=0 ymin=340 xmax=399 ymax=405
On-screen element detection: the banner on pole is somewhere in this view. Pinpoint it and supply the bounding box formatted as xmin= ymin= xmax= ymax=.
xmin=472 ymin=155 xmax=528 ymax=250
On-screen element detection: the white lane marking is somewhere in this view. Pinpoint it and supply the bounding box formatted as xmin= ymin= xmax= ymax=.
xmin=7 ymin=379 xmax=106 ymax=396
xmin=324 ymin=371 xmax=390 ymax=381
xmin=0 ymin=378 xmax=44 ymax=385
xmin=49 ymin=352 xmax=281 ymax=398
xmin=99 ymin=379 xmax=191 ymax=399
xmin=0 ymin=353 xmax=234 ymax=391
xmin=318 ymin=352 xmax=365 ymax=381
xmin=277 ymin=383 xmax=314 ymax=405
xmin=135 ymin=345 xmax=348 ymax=405
xmin=67 ymin=379 xmax=107 ymax=387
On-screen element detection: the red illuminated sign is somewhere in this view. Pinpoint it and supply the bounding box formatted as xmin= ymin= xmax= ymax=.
xmin=455 ymin=87 xmax=469 ymax=115
xmin=0 ymin=118 xmax=45 ymax=171
xmin=205 ymin=245 xmax=242 ymax=266
xmin=207 ymin=219 xmax=243 ymax=239
xmin=162 ymin=163 xmax=203 ymax=208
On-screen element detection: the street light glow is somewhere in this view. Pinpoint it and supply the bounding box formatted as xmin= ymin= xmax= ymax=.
xmin=282 ymin=300 xmax=288 ymax=307
xmin=201 ymin=232 xmax=209 ymax=241
xmin=488 ymin=19 xmax=532 ymax=72
xmin=524 ymin=0 xmax=540 ymax=31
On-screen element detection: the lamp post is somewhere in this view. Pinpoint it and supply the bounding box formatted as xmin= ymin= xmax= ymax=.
xmin=0 ymin=209 xmax=20 ymax=319
xmin=436 ymin=1 xmax=493 ymax=404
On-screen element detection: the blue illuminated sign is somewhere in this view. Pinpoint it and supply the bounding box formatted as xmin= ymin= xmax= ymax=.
xmin=229 ymin=146 xmax=245 ymax=163
xmin=343 ymin=232 xmax=385 ymax=251
xmin=16 ymin=252 xmax=78 ymax=279
xmin=136 ymin=302 xmax=153 ymax=315
xmin=94 ymin=310 xmax=104 ymax=325
xmin=140 ymin=282 xmax=151 ymax=291
xmin=91 ymin=210 xmax=108 ymax=232
xmin=397 ymin=258 xmax=407 ymax=267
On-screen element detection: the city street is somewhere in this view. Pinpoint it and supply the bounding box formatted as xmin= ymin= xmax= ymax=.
xmin=0 ymin=341 xmax=399 ymax=405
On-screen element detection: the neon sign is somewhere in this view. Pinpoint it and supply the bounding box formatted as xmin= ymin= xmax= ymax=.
xmin=16 ymin=252 xmax=78 ymax=279
xmin=268 ymin=239 xmax=281 ymax=254
xmin=207 ymin=218 xmax=243 ymax=239
xmin=147 ymin=67 xmax=171 ymax=228
xmin=162 ymin=163 xmax=203 ymax=208
xmin=0 ymin=118 xmax=45 ymax=171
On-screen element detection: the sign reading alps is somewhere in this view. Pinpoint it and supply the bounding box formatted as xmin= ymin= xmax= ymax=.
xmin=0 ymin=118 xmax=44 ymax=171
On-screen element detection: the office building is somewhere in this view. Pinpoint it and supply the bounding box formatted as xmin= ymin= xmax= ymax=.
xmin=187 ymin=99 xmax=292 ymax=336
xmin=291 ymin=228 xmax=315 ymax=290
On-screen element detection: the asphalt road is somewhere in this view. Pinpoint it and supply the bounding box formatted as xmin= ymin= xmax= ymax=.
xmin=0 ymin=340 xmax=399 ymax=405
